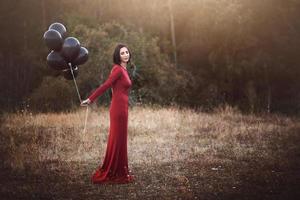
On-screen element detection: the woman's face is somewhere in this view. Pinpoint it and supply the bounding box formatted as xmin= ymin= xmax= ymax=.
xmin=120 ymin=47 xmax=130 ymax=63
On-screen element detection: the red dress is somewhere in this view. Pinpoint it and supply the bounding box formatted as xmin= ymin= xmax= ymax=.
xmin=88 ymin=64 xmax=134 ymax=184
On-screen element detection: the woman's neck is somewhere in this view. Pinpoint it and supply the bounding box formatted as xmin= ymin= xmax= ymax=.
xmin=120 ymin=62 xmax=127 ymax=68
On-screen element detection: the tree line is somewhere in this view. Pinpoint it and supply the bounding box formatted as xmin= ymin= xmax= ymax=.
xmin=1 ymin=0 xmax=300 ymax=114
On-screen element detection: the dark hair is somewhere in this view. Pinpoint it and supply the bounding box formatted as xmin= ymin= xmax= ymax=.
xmin=113 ymin=44 xmax=131 ymax=65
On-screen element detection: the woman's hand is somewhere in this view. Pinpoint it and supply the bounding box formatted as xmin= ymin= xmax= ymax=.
xmin=81 ymin=98 xmax=91 ymax=106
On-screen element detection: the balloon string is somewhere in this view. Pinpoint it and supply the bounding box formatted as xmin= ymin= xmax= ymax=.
xmin=68 ymin=64 xmax=90 ymax=134
xmin=83 ymin=106 xmax=89 ymax=134
xmin=69 ymin=63 xmax=82 ymax=103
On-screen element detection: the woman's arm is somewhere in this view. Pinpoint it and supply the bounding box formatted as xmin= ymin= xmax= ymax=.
xmin=88 ymin=66 xmax=122 ymax=103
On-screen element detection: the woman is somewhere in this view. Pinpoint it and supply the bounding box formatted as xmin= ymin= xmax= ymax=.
xmin=81 ymin=44 xmax=134 ymax=184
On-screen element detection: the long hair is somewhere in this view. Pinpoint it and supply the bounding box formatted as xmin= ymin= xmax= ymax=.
xmin=112 ymin=43 xmax=137 ymax=79
xmin=113 ymin=44 xmax=132 ymax=65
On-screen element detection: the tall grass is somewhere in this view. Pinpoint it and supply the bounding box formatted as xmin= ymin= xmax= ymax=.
xmin=1 ymin=105 xmax=299 ymax=173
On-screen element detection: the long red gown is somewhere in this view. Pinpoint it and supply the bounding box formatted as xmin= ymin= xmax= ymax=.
xmin=88 ymin=64 xmax=134 ymax=184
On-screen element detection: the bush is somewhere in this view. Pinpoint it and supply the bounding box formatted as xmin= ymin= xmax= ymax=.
xmin=29 ymin=76 xmax=78 ymax=112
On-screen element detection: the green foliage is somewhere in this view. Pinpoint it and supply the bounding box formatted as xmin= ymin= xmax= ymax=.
xmin=174 ymin=0 xmax=300 ymax=113
xmin=59 ymin=19 xmax=191 ymax=107
xmin=2 ymin=0 xmax=300 ymax=114
xmin=25 ymin=17 xmax=191 ymax=110
xmin=29 ymin=76 xmax=77 ymax=112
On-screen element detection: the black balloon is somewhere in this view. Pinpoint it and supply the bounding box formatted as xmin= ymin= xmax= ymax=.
xmin=72 ymin=47 xmax=89 ymax=65
xmin=62 ymin=65 xmax=79 ymax=80
xmin=49 ymin=22 xmax=67 ymax=38
xmin=47 ymin=51 xmax=68 ymax=70
xmin=43 ymin=29 xmax=63 ymax=51
xmin=62 ymin=37 xmax=81 ymax=62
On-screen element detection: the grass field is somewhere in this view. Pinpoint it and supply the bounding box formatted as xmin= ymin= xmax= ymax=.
xmin=0 ymin=106 xmax=299 ymax=199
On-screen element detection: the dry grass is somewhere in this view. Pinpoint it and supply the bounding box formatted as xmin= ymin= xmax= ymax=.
xmin=0 ymin=105 xmax=299 ymax=199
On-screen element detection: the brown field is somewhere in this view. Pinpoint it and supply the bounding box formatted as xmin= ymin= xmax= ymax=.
xmin=0 ymin=106 xmax=299 ymax=199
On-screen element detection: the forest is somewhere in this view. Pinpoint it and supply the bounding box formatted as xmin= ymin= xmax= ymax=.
xmin=1 ymin=0 xmax=300 ymax=114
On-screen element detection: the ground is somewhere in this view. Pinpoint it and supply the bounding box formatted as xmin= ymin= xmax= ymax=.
xmin=0 ymin=106 xmax=299 ymax=199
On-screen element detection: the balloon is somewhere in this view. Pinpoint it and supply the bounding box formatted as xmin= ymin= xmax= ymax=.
xmin=49 ymin=22 xmax=67 ymax=38
xmin=46 ymin=50 xmax=68 ymax=70
xmin=62 ymin=65 xmax=79 ymax=80
xmin=43 ymin=29 xmax=63 ymax=51
xmin=72 ymin=47 xmax=89 ymax=65
xmin=62 ymin=37 xmax=80 ymax=62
